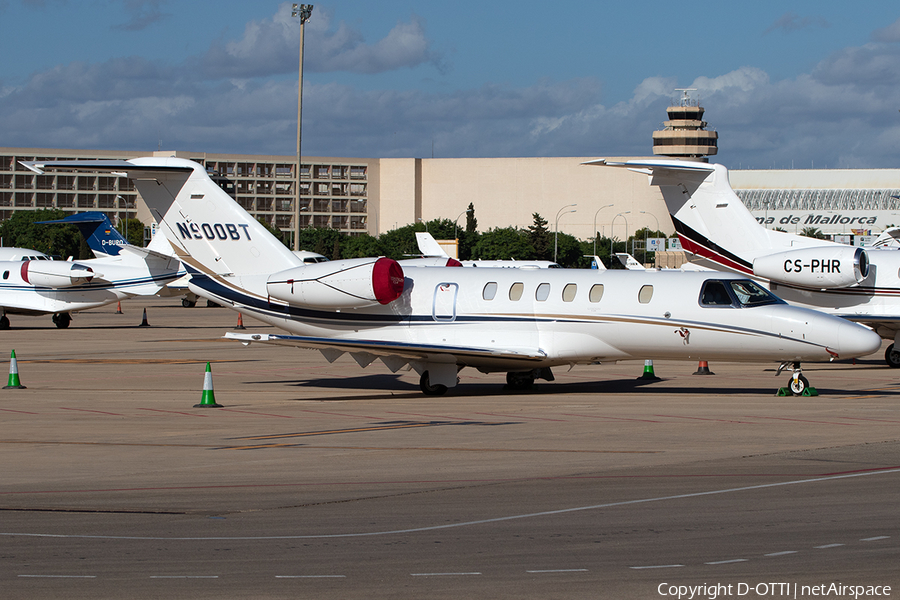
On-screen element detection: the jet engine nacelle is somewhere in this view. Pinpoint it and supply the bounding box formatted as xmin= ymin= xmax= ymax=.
xmin=20 ymin=260 xmax=95 ymax=288
xmin=753 ymin=246 xmax=868 ymax=288
xmin=266 ymin=257 xmax=405 ymax=308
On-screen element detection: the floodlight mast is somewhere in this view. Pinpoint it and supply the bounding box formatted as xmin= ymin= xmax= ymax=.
xmin=292 ymin=4 xmax=314 ymax=251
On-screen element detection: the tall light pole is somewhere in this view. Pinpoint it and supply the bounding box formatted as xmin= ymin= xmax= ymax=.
xmin=554 ymin=203 xmax=577 ymax=263
xmin=640 ymin=210 xmax=659 ymax=265
xmin=292 ymin=4 xmax=313 ymax=251
xmin=611 ymin=211 xmax=630 ymax=259
xmin=117 ymin=195 xmax=129 ymax=244
xmin=454 ymin=208 xmax=472 ymax=240
xmin=593 ymin=204 xmax=613 ymax=255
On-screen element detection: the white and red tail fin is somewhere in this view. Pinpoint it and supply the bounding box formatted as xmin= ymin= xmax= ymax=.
xmin=586 ymin=159 xmax=839 ymax=275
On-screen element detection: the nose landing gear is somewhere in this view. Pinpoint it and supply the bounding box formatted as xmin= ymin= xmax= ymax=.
xmin=776 ymin=361 xmax=817 ymax=397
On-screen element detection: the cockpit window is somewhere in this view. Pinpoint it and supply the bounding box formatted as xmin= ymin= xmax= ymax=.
xmin=730 ymin=280 xmax=782 ymax=307
xmin=700 ymin=279 xmax=783 ymax=308
xmin=700 ymin=280 xmax=734 ymax=307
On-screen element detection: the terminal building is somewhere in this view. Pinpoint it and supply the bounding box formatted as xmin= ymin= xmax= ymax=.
xmin=2 ymin=91 xmax=898 ymax=248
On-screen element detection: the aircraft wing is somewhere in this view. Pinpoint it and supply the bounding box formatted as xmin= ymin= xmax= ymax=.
xmin=224 ymin=332 xmax=548 ymax=366
xmin=116 ymin=244 xmax=179 ymax=263
xmin=835 ymin=315 xmax=900 ymax=330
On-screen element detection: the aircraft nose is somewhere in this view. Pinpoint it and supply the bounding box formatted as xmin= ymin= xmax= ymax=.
xmin=837 ymin=320 xmax=882 ymax=358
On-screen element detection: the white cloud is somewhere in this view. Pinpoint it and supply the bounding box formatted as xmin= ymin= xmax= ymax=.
xmin=812 ymin=42 xmax=900 ymax=87
xmin=764 ymin=12 xmax=829 ymax=35
xmin=2 ymin=5 xmax=900 ymax=171
xmin=198 ymin=3 xmax=444 ymax=79
xmin=871 ymin=17 xmax=900 ymax=43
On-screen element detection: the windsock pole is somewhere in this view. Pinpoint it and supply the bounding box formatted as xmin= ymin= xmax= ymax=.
xmin=4 ymin=349 xmax=26 ymax=389
xmin=194 ymin=362 xmax=222 ymax=408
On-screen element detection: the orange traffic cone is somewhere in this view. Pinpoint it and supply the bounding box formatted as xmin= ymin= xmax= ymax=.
xmin=115 ymin=301 xmax=123 ymax=314
xmin=235 ymin=313 xmax=246 ymax=330
xmin=693 ymin=360 xmax=715 ymax=375
xmin=138 ymin=308 xmax=150 ymax=327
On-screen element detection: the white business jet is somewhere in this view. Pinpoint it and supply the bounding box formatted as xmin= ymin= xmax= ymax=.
xmin=415 ymin=232 xmax=561 ymax=268
xmin=22 ymin=158 xmax=880 ymax=395
xmin=588 ymin=158 xmax=900 ymax=367
xmin=0 ymin=212 xmax=182 ymax=329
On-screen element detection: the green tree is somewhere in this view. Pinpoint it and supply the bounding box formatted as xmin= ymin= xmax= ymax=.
xmin=465 ymin=203 xmax=477 ymax=234
xmin=115 ymin=218 xmax=146 ymax=247
xmin=472 ymin=227 xmax=535 ymax=260
xmin=331 ymin=237 xmax=341 ymax=261
xmin=800 ymin=227 xmax=827 ymax=239
xmin=341 ymin=233 xmax=383 ymax=259
xmin=256 ymin=218 xmax=289 ymax=248
xmin=0 ymin=209 xmax=86 ymax=259
xmin=457 ymin=203 xmax=480 ymax=260
xmin=527 ymin=213 xmax=551 ymax=260
xmin=297 ymin=227 xmax=342 ymax=256
xmin=377 ymin=224 xmax=421 ymax=259
xmin=553 ymin=232 xmax=585 ymax=267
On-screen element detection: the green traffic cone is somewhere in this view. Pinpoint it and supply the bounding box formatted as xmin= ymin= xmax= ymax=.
xmin=194 ymin=362 xmax=222 ymax=408
xmin=4 ymin=349 xmax=26 ymax=389
xmin=637 ymin=359 xmax=660 ymax=381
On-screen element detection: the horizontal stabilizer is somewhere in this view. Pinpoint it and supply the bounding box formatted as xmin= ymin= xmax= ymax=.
xmin=583 ymin=158 xmax=716 ymax=177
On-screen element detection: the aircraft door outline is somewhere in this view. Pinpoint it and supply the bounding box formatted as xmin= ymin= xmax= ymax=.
xmin=432 ymin=282 xmax=458 ymax=322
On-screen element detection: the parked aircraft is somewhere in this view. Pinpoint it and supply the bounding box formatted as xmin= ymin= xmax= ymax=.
xmin=588 ymin=158 xmax=900 ymax=366
xmin=0 ymin=211 xmax=182 ymax=328
xmin=415 ymin=232 xmax=561 ymax=268
xmin=616 ymin=253 xmax=646 ymax=270
xmin=0 ymin=248 xmax=54 ymax=261
xmin=38 ymin=211 xmax=132 ymax=258
xmin=22 ymin=157 xmax=881 ymax=394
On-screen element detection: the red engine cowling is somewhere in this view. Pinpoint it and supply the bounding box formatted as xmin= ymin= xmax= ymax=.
xmin=21 ymin=261 xmax=95 ymax=288
xmin=266 ymin=257 xmax=404 ymax=308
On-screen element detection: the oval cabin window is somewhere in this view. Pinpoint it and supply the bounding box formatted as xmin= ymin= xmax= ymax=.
xmin=562 ymin=283 xmax=577 ymax=302
xmin=535 ymin=283 xmax=550 ymax=302
xmin=589 ymin=284 xmax=604 ymax=303
xmin=483 ymin=282 xmax=498 ymax=301
xmin=509 ymin=282 xmax=524 ymax=301
xmin=638 ymin=285 xmax=654 ymax=304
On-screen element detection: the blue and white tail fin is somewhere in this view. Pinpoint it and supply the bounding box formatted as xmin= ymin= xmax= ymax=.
xmin=37 ymin=211 xmax=128 ymax=257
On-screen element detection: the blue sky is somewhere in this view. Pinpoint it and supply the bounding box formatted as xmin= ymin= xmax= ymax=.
xmin=2 ymin=1 xmax=900 ymax=169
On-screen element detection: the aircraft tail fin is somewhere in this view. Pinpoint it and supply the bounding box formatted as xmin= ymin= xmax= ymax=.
xmin=585 ymin=159 xmax=778 ymax=273
xmin=22 ymin=158 xmax=300 ymax=279
xmin=615 ymin=253 xmax=646 ymax=270
xmin=37 ymin=211 xmax=128 ymax=257
xmin=415 ymin=232 xmax=451 ymax=258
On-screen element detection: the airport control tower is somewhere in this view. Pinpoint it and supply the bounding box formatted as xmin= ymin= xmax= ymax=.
xmin=652 ymin=89 xmax=718 ymax=161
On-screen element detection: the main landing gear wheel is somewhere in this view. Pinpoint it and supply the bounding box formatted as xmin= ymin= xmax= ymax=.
xmin=885 ymin=344 xmax=900 ymax=368
xmin=506 ymin=371 xmax=535 ymax=390
xmin=182 ymin=298 xmax=197 ymax=308
xmin=788 ymin=375 xmax=810 ymax=396
xmin=419 ymin=371 xmax=448 ymax=396
xmin=52 ymin=312 xmax=71 ymax=329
